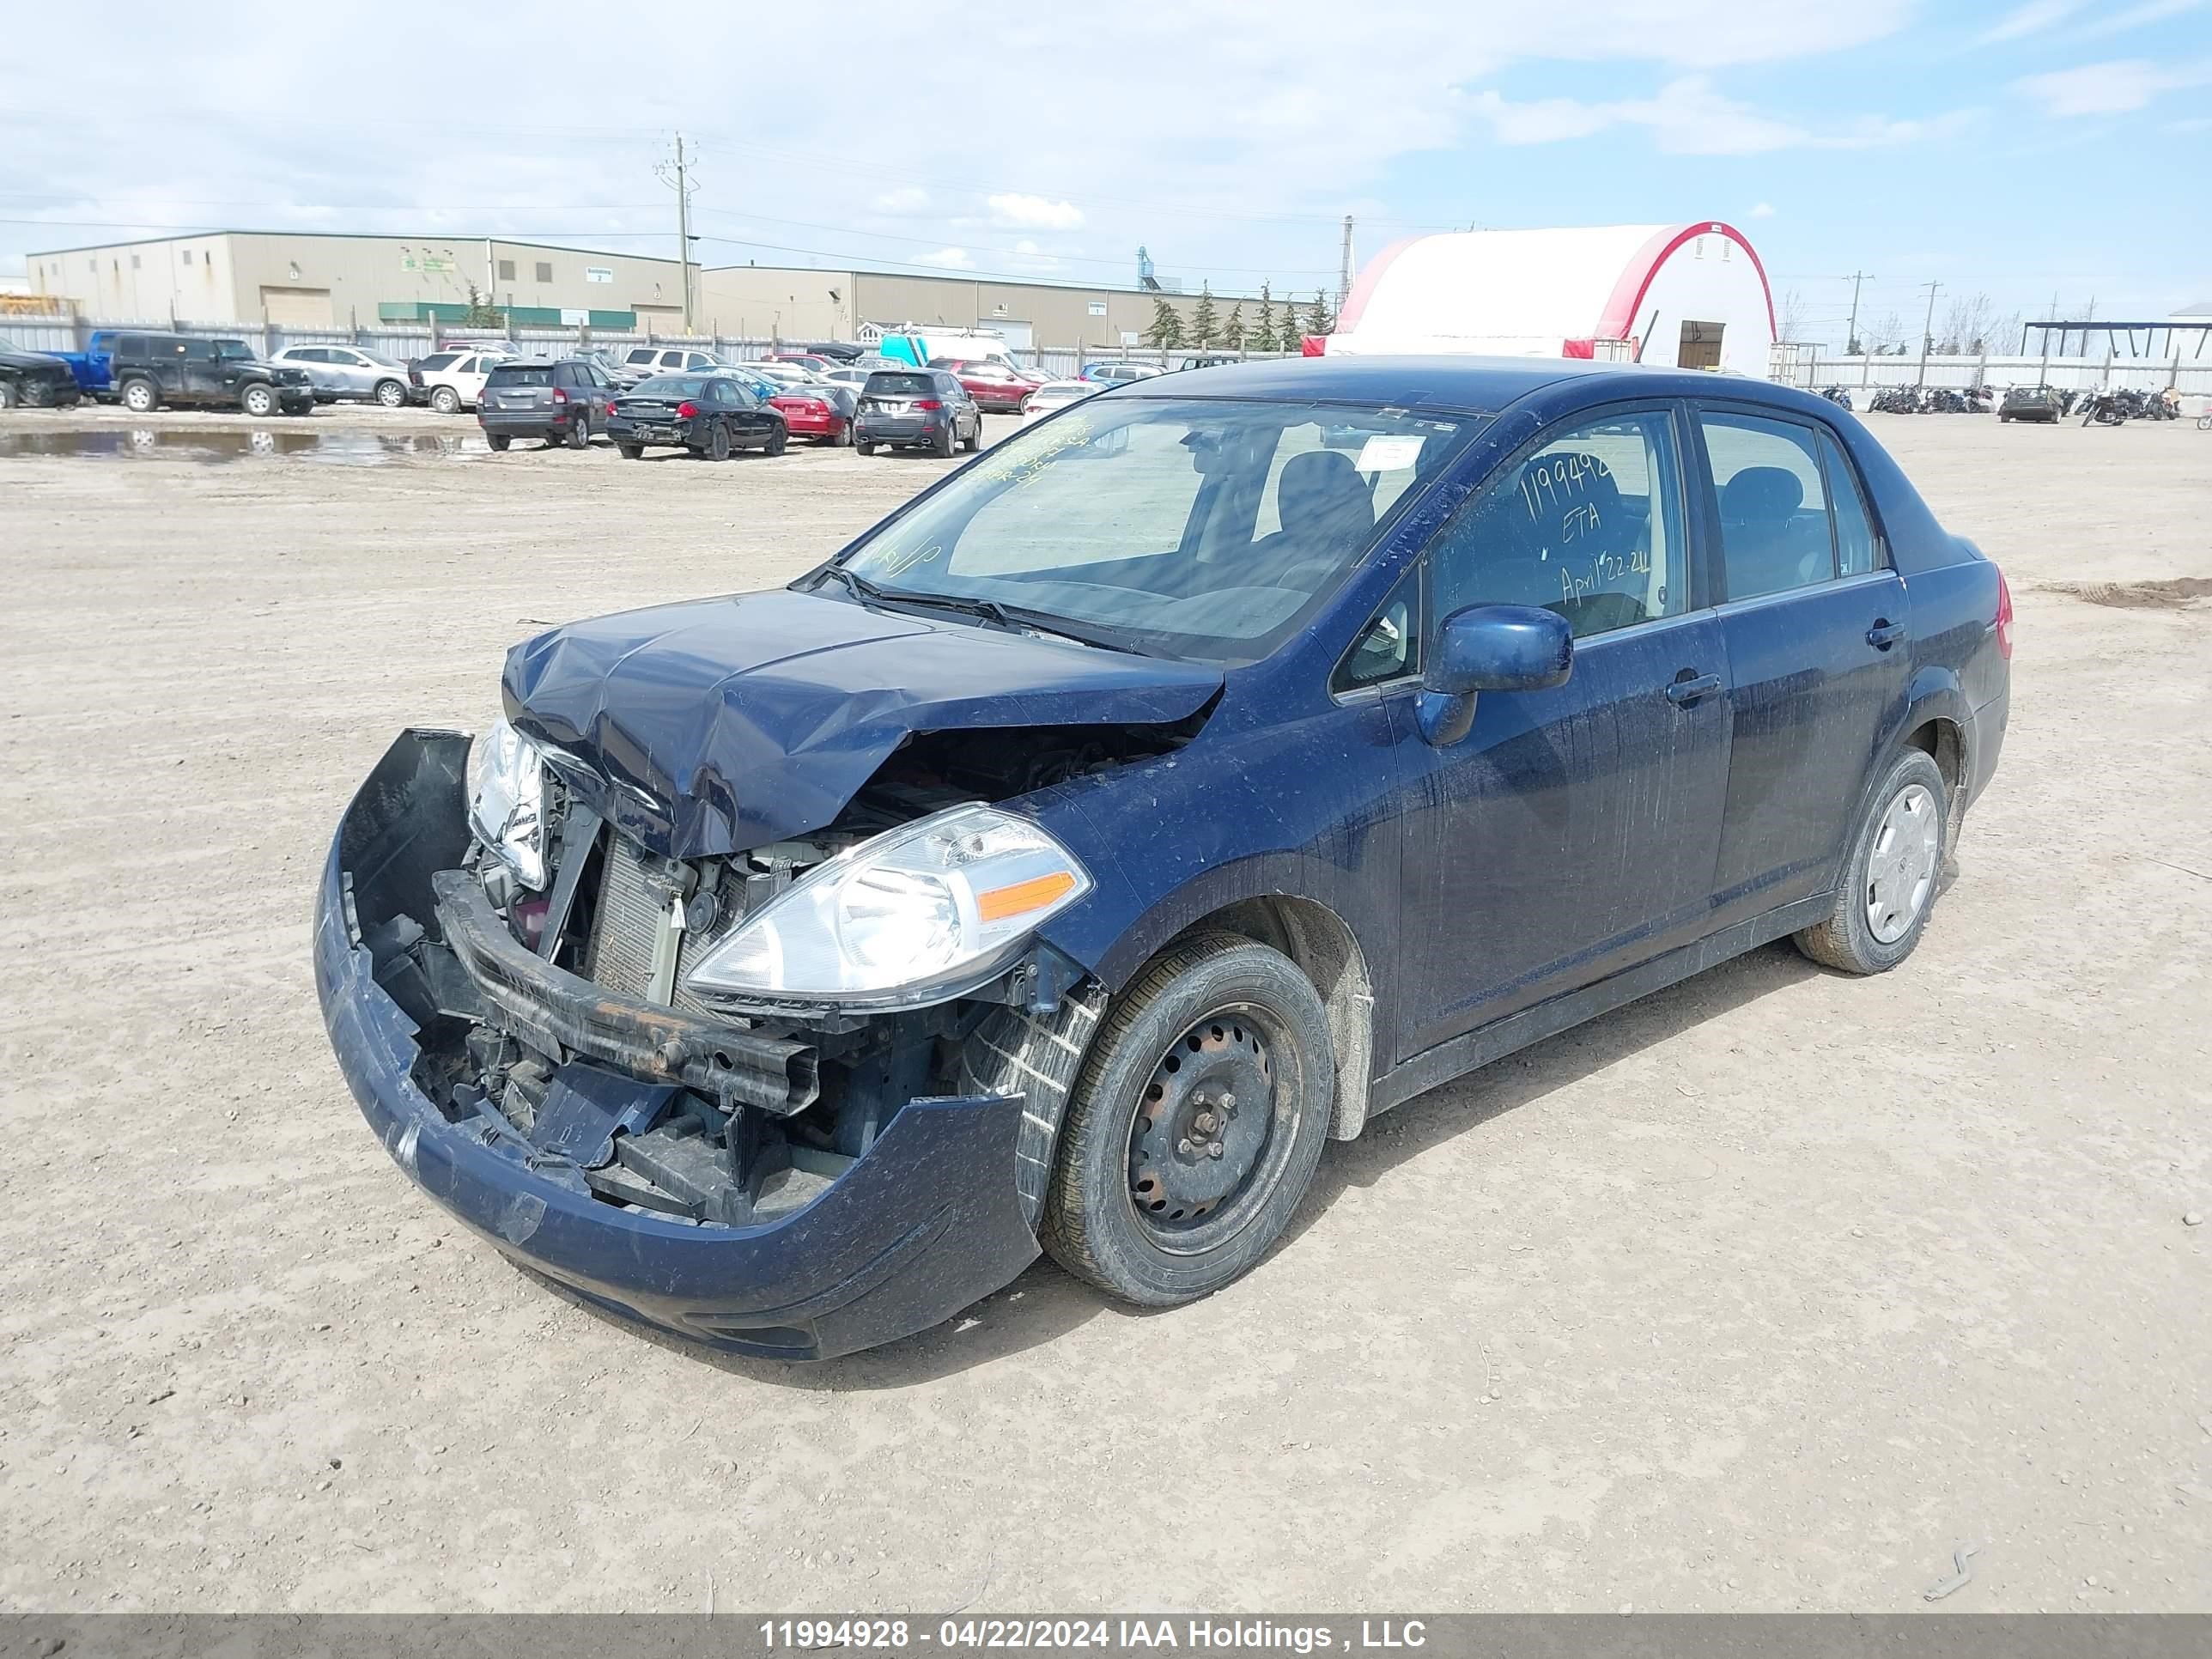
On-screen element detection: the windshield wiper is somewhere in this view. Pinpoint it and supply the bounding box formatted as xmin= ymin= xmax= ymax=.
xmin=814 ymin=563 xmax=890 ymax=606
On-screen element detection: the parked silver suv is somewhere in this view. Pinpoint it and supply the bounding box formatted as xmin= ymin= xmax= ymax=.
xmin=268 ymin=344 xmax=415 ymax=408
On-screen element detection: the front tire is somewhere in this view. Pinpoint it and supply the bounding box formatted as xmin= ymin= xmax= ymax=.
xmin=240 ymin=383 xmax=277 ymax=417
xmin=0 ymin=381 xmax=15 ymax=410
xmin=430 ymin=386 xmax=460 ymax=415
xmin=1042 ymin=933 xmax=1334 ymax=1308
xmin=374 ymin=379 xmax=407 ymax=409
xmin=1795 ymin=749 xmax=1948 ymax=975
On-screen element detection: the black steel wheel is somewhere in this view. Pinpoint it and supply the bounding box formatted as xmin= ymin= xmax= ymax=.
xmin=1042 ymin=933 xmax=1334 ymax=1306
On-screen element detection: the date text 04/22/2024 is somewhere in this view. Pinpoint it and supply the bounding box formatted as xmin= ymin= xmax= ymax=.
xmin=757 ymin=1620 xmax=1429 ymax=1652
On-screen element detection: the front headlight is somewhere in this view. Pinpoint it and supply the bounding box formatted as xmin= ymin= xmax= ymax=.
xmin=684 ymin=804 xmax=1091 ymax=1010
xmin=467 ymin=717 xmax=550 ymax=890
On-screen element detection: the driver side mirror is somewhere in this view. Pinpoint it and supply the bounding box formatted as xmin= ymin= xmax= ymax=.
xmin=1414 ymin=604 xmax=1573 ymax=746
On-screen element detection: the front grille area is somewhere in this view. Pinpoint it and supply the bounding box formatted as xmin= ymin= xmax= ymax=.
xmin=582 ymin=833 xmax=744 ymax=1016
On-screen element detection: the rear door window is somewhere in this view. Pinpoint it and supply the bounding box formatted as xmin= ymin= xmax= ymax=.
xmin=1817 ymin=430 xmax=1882 ymax=576
xmin=1697 ymin=410 xmax=1837 ymax=601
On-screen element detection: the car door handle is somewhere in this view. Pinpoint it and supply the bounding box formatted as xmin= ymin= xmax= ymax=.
xmin=1866 ymin=618 xmax=1906 ymax=650
xmin=1665 ymin=672 xmax=1723 ymax=706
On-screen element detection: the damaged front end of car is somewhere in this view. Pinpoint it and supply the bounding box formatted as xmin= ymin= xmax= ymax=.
xmin=313 ymin=706 xmax=1212 ymax=1358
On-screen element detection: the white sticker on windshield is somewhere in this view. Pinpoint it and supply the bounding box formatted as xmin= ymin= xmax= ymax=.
xmin=1354 ymin=434 xmax=1424 ymax=473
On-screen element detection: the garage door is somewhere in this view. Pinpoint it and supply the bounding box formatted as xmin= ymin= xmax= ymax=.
xmin=260 ymin=286 xmax=333 ymax=327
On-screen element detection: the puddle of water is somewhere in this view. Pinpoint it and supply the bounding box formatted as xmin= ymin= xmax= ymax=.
xmin=0 ymin=428 xmax=490 ymax=465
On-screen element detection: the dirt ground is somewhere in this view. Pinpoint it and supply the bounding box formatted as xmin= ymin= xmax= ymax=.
xmin=1 ymin=398 xmax=2206 ymax=1614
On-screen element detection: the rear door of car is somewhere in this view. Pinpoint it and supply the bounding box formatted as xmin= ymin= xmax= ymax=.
xmin=1692 ymin=402 xmax=1911 ymax=927
xmin=1386 ymin=400 xmax=1733 ymax=1058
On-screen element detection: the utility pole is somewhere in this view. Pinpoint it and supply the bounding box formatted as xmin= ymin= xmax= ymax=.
xmin=1916 ymin=280 xmax=1941 ymax=387
xmin=656 ymin=133 xmax=698 ymax=334
xmin=1844 ymin=270 xmax=1871 ymax=355
xmin=1338 ymin=216 xmax=1355 ymax=308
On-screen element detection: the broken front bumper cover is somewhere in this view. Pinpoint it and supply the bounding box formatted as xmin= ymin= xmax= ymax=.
xmin=311 ymin=729 xmax=1043 ymax=1360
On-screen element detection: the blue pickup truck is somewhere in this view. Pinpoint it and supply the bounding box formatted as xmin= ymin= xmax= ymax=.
xmin=50 ymin=331 xmax=120 ymax=398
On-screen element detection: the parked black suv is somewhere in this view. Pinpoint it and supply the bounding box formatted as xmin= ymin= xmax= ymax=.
xmin=109 ymin=332 xmax=315 ymax=416
xmin=0 ymin=349 xmax=82 ymax=409
xmin=477 ymin=358 xmax=619 ymax=451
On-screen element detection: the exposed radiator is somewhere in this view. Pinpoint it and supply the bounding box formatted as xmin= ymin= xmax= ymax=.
xmin=582 ymin=834 xmax=742 ymax=1016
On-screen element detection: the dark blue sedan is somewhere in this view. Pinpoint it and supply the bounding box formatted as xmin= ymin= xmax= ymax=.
xmin=314 ymin=357 xmax=2011 ymax=1358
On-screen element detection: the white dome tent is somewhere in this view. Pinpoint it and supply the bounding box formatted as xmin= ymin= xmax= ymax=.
xmin=1328 ymin=222 xmax=1776 ymax=374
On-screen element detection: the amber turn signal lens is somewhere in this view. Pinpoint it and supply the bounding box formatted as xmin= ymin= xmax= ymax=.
xmin=975 ymin=870 xmax=1078 ymax=922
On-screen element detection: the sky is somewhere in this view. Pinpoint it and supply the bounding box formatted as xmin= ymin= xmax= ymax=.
xmin=2 ymin=0 xmax=2207 ymax=352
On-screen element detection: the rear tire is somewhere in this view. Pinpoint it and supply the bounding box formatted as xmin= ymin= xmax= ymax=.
xmin=961 ymin=415 xmax=981 ymax=453
xmin=706 ymin=421 xmax=732 ymax=462
xmin=374 ymin=379 xmax=407 ymax=409
xmin=856 ymin=440 xmax=876 ymax=456
xmin=1042 ymin=933 xmax=1334 ymax=1308
xmin=1795 ymin=749 xmax=1948 ymax=975
xmin=765 ymin=423 xmax=787 ymax=457
xmin=565 ymin=416 xmax=589 ymax=450
xmin=933 ymin=421 xmax=955 ymax=459
xmin=0 ymin=381 xmax=15 ymax=410
xmin=486 ymin=434 xmax=511 ymax=452
xmin=618 ymin=442 xmax=644 ymax=459
xmin=431 ymin=386 xmax=460 ymax=415
xmin=120 ymin=377 xmax=159 ymax=414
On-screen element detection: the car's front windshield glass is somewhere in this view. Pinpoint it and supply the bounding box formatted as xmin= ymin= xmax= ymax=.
xmin=826 ymin=396 xmax=1478 ymax=662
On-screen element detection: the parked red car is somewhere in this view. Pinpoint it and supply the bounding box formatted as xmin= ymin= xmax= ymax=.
xmin=927 ymin=357 xmax=1035 ymax=413
xmin=769 ymin=388 xmax=854 ymax=445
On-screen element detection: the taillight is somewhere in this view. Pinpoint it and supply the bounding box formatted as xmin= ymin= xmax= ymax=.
xmin=1995 ymin=568 xmax=2014 ymax=660
xmin=912 ymin=398 xmax=943 ymax=411
xmin=677 ymin=401 xmax=699 ymax=419
xmin=551 ymin=387 xmax=568 ymax=404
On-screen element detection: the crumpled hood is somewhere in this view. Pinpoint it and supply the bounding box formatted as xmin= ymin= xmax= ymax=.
xmin=503 ymin=587 xmax=1223 ymax=858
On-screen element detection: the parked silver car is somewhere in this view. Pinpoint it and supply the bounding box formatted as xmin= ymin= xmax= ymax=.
xmin=268 ymin=344 xmax=416 ymax=408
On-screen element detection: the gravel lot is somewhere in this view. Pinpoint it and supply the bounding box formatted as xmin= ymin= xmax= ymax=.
xmin=1 ymin=399 xmax=2206 ymax=1613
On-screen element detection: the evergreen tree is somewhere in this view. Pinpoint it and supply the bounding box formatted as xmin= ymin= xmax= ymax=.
xmin=1221 ymin=302 xmax=1245 ymax=351
xmin=1254 ymin=283 xmax=1275 ymax=354
xmin=1143 ymin=297 xmax=1185 ymax=349
xmin=1189 ymin=284 xmax=1218 ymax=348
xmin=1277 ymin=301 xmax=1304 ymax=354
xmin=1308 ymin=290 xmax=1334 ymax=337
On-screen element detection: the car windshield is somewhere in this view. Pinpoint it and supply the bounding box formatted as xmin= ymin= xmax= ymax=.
xmin=826 ymin=397 xmax=1478 ymax=662
xmin=631 ymin=374 xmax=709 ymax=397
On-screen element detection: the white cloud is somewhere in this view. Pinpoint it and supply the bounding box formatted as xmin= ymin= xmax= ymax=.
xmin=871 ymin=187 xmax=932 ymax=215
xmin=2014 ymin=56 xmax=2212 ymax=113
xmin=1749 ymin=202 xmax=1776 ymax=217
xmin=1981 ymin=1 xmax=2081 ymax=42
xmin=2077 ymin=0 xmax=2205 ymax=40
xmin=915 ymin=246 xmax=975 ymax=269
xmin=986 ymin=193 xmax=1084 ymax=230
xmin=1469 ymin=77 xmax=1974 ymax=155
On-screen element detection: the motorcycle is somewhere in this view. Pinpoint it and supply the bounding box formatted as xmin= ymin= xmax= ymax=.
xmin=2080 ymin=392 xmax=2129 ymax=427
xmin=1818 ymin=386 xmax=1854 ymax=408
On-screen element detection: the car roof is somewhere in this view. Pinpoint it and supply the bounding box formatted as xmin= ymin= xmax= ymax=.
xmin=1121 ymin=354 xmax=1802 ymax=416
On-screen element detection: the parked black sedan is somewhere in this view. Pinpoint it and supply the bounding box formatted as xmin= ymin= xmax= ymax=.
xmin=607 ymin=374 xmax=787 ymax=460
xmin=0 ymin=349 xmax=82 ymax=409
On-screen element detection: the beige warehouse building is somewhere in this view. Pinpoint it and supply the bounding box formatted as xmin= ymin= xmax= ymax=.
xmin=27 ymin=229 xmax=1294 ymax=348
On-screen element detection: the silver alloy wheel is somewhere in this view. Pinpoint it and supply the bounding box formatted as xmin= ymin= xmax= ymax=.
xmin=1865 ymin=781 xmax=1941 ymax=943
xmin=123 ymin=380 xmax=155 ymax=412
